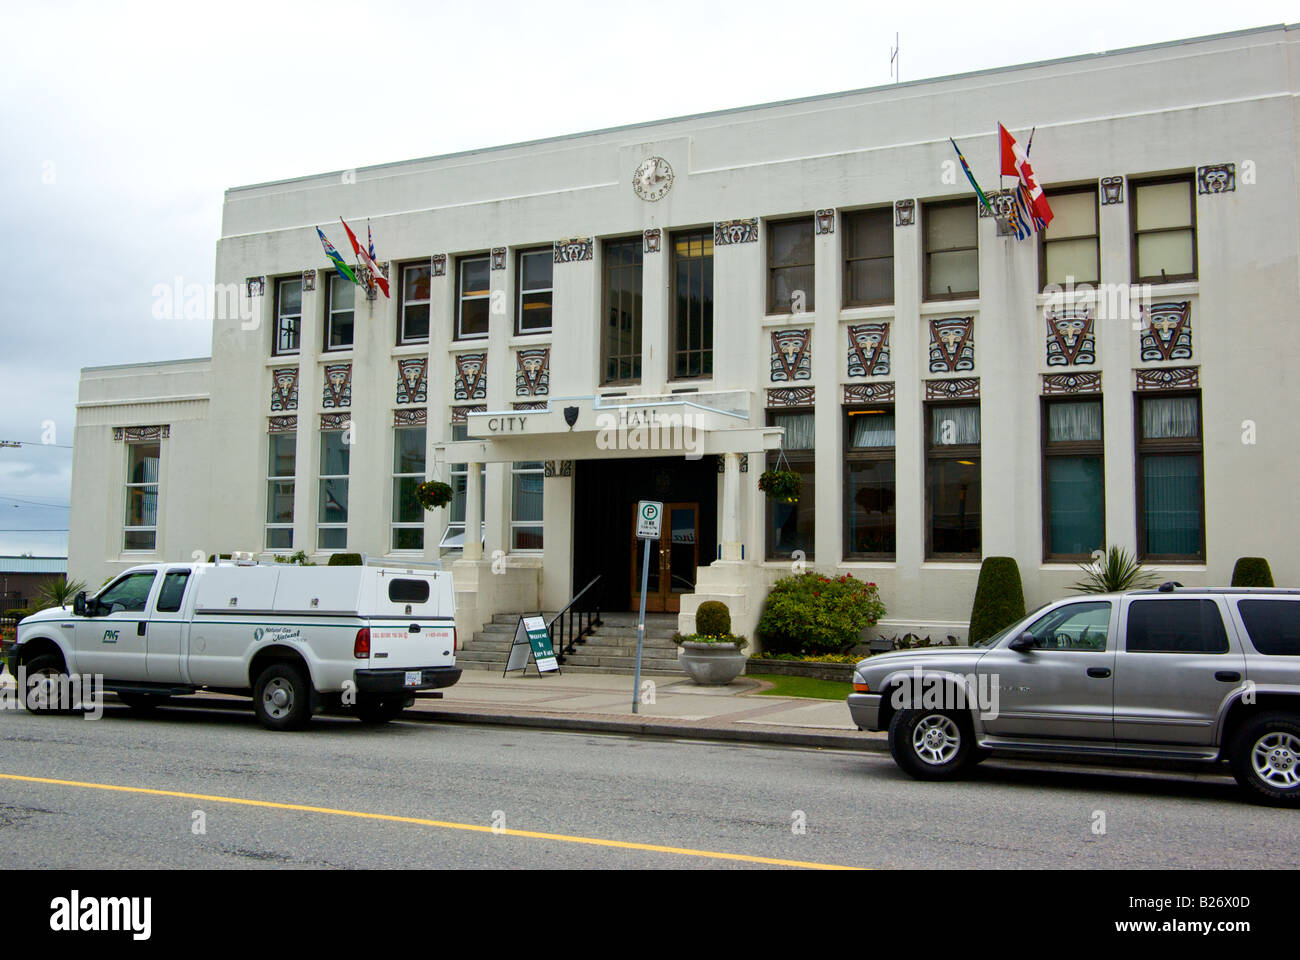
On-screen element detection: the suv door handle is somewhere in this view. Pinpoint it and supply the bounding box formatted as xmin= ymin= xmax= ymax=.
xmin=1215 ymin=671 xmax=1241 ymax=683
xmin=137 ymin=621 xmax=146 ymax=636
xmin=1086 ymin=667 xmax=1111 ymax=679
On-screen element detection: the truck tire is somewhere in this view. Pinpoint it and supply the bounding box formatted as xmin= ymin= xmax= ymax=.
xmin=888 ymin=708 xmax=976 ymax=781
xmin=1230 ymin=712 xmax=1300 ymax=807
xmin=116 ymin=692 xmax=171 ymax=713
xmin=20 ymin=654 xmax=75 ymax=715
xmin=353 ymin=694 xmax=410 ymax=725
xmin=252 ymin=661 xmax=312 ymax=731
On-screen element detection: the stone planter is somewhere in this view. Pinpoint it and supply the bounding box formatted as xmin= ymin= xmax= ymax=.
xmin=679 ymin=642 xmax=748 ymax=685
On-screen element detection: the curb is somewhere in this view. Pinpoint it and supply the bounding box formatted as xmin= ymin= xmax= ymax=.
xmin=404 ymin=705 xmax=888 ymax=753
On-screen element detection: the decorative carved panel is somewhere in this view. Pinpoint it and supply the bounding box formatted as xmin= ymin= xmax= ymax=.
xmin=1135 ymin=367 xmax=1199 ymax=391
xmin=643 ymin=228 xmax=661 ymax=254
xmin=1197 ymin=163 xmax=1235 ymax=195
xmin=393 ymin=408 xmax=427 ymax=426
xmin=320 ymin=413 xmax=350 ymax=430
xmin=815 ymin=209 xmax=835 ymax=235
xmin=1042 ymin=372 xmax=1102 ymax=395
xmin=928 ymin=317 xmax=975 ymax=373
xmin=396 ymin=357 xmax=428 ymax=405
xmin=843 ymin=382 xmax=896 ymax=404
xmin=322 ymin=362 xmax=352 ymax=408
xmin=431 ymin=254 xmax=447 ymax=277
xmin=770 ymin=329 xmax=812 ymax=382
xmin=1100 ymin=176 xmax=1124 ymax=205
xmin=453 ymin=353 xmax=487 ymax=401
xmin=894 ymin=200 xmax=915 ymax=227
xmin=714 ymin=218 xmax=758 ymax=245
xmin=301 ymin=268 xmax=316 ymax=292
xmin=846 ymin=322 xmax=890 ymax=377
xmin=515 ymin=347 xmax=550 ymax=396
xmin=767 ymin=387 xmax=815 ymax=407
xmin=245 ymin=276 xmax=266 ymax=297
xmin=1046 ymin=309 xmax=1096 ymax=366
xmin=543 ymin=460 xmax=574 ymax=478
xmin=715 ymin=454 xmax=750 ymax=473
xmin=553 ymin=237 xmax=593 ymax=263
xmin=271 ymin=367 xmax=299 ymax=412
xmin=1139 ymin=301 xmax=1193 ymax=362
xmin=113 ymin=425 xmax=170 ymax=441
xmin=450 ymin=404 xmax=486 ymax=425
xmin=491 ymin=247 xmax=506 ymax=270
xmin=925 ymin=378 xmax=980 ymax=400
xmin=513 ymin=401 xmax=549 ymax=411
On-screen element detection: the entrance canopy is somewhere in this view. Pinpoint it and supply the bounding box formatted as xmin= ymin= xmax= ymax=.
xmin=433 ymin=391 xmax=783 ymax=465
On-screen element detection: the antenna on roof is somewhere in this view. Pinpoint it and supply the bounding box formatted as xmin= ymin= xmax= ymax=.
xmin=890 ymin=33 xmax=900 ymax=83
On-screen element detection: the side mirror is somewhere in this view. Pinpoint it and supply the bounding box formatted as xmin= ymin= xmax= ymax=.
xmin=1008 ymin=631 xmax=1036 ymax=652
xmin=73 ymin=592 xmax=87 ymax=617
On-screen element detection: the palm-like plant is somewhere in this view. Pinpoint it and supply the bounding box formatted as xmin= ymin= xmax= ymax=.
xmin=34 ymin=577 xmax=87 ymax=611
xmin=1071 ymin=546 xmax=1157 ymax=594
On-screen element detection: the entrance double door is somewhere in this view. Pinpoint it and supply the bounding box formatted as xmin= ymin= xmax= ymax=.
xmin=630 ymin=502 xmax=699 ymax=613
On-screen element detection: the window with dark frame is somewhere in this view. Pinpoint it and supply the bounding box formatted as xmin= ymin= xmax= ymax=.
xmin=844 ymin=407 xmax=896 ymax=558
xmin=391 ymin=425 xmax=426 ymax=551
xmin=767 ymin=217 xmax=815 ymax=314
xmin=516 ymin=249 xmax=553 ymax=334
xmin=1042 ymin=397 xmax=1104 ymax=561
xmin=323 ymin=273 xmax=355 ymax=351
xmin=124 ymin=441 xmax=160 ymax=552
xmin=457 ymin=255 xmax=491 ymax=340
xmin=1130 ymin=174 xmax=1197 ymax=284
xmin=766 ymin=409 xmax=815 ymax=560
xmin=602 ymin=237 xmax=643 ymax=384
xmin=273 ymin=277 xmax=302 ymax=355
xmin=671 ymin=230 xmax=713 ymax=380
xmin=925 ymin=402 xmax=981 ymax=558
xmin=439 ymin=422 xmax=486 ymax=552
xmin=843 ymin=207 xmax=894 ymax=307
xmin=265 ymin=432 xmax=296 ymax=550
xmin=399 ymin=262 xmax=431 ymax=343
xmin=318 ymin=429 xmax=350 ymax=551
xmin=1039 ymin=186 xmax=1100 ymax=289
xmin=923 ymin=199 xmax=979 ymax=301
xmin=1135 ymin=392 xmax=1204 ymax=561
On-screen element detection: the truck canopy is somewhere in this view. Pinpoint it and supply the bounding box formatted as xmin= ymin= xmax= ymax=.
xmin=192 ymin=565 xmax=453 ymax=619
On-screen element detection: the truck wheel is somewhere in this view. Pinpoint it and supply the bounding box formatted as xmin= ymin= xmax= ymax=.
xmin=116 ymin=692 xmax=171 ymax=713
xmin=253 ymin=662 xmax=312 ymax=731
xmin=20 ymin=654 xmax=74 ymax=715
xmin=1230 ymin=713 xmax=1300 ymax=807
xmin=888 ymin=708 xmax=975 ymax=781
xmin=353 ymin=694 xmax=409 ymax=725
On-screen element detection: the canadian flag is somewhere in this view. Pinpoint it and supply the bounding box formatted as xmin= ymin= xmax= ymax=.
xmin=999 ymin=123 xmax=1053 ymax=228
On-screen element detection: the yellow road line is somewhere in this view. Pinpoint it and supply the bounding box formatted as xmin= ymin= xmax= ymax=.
xmin=0 ymin=773 xmax=862 ymax=870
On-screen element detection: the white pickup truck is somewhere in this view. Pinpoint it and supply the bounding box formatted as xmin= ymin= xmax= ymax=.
xmin=5 ymin=561 xmax=461 ymax=729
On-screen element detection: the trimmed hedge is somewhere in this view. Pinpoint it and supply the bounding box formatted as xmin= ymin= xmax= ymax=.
xmin=968 ymin=557 xmax=1026 ymax=645
xmin=328 ymin=553 xmax=364 ymax=567
xmin=757 ymin=572 xmax=886 ymax=656
xmin=1231 ymin=557 xmax=1275 ymax=588
xmin=695 ymin=601 xmax=732 ymax=637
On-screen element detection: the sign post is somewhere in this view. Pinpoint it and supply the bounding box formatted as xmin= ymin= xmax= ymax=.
xmin=503 ymin=615 xmax=559 ymax=677
xmin=632 ymin=501 xmax=662 ymax=714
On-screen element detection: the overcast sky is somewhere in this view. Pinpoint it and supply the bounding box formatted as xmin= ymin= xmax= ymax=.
xmin=0 ymin=0 xmax=1294 ymax=559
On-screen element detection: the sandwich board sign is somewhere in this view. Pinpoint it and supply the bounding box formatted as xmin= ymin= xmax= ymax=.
xmin=636 ymin=500 xmax=663 ymax=540
xmin=504 ymin=615 xmax=559 ymax=676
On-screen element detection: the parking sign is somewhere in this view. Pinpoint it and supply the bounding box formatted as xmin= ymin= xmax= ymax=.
xmin=636 ymin=500 xmax=663 ymax=540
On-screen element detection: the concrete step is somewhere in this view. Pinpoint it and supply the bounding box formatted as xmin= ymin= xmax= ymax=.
xmin=457 ymin=660 xmax=682 ymax=677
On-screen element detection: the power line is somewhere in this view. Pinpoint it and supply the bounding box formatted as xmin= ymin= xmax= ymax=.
xmin=0 ymin=440 xmax=75 ymax=450
xmin=0 ymin=496 xmax=70 ymax=509
xmin=0 ymin=528 xmax=69 ymax=532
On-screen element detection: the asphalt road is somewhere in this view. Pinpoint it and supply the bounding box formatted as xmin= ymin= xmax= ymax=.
xmin=0 ymin=700 xmax=1296 ymax=870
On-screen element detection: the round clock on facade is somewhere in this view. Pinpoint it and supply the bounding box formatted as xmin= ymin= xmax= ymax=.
xmin=633 ymin=156 xmax=674 ymax=201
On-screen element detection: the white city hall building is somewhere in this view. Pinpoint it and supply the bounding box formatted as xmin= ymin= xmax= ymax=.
xmin=70 ymin=25 xmax=1300 ymax=645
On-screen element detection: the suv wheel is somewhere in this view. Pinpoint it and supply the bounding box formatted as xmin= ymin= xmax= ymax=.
xmin=1231 ymin=713 xmax=1300 ymax=806
xmin=252 ymin=662 xmax=312 ymax=731
xmin=20 ymin=654 xmax=75 ymax=715
xmin=889 ymin=708 xmax=975 ymax=781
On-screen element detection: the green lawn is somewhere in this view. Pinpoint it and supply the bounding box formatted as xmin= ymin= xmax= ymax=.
xmin=746 ymin=673 xmax=853 ymax=701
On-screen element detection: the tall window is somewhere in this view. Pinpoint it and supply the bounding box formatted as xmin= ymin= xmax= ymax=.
xmin=1131 ymin=174 xmax=1196 ymax=284
xmin=766 ymin=410 xmax=815 ymax=560
xmin=274 ymin=278 xmax=302 ymax=355
xmin=767 ymin=217 xmax=815 ymax=314
xmin=439 ymin=423 xmax=485 ymax=551
xmin=1136 ymin=393 xmax=1204 ymax=561
xmin=926 ymin=403 xmax=981 ymax=558
xmin=1040 ymin=186 xmax=1099 ymax=289
xmin=844 ymin=407 xmax=896 ymax=558
xmin=672 ymin=230 xmax=713 ymax=379
xmin=511 ymin=462 xmax=544 ymax=550
xmin=391 ymin=426 xmax=426 ymax=551
xmin=843 ymin=207 xmax=894 ymax=306
xmin=1042 ymin=398 xmax=1104 ymax=560
xmin=924 ymin=199 xmax=978 ymax=300
xmin=265 ymin=433 xmax=296 ymax=550
xmin=124 ymin=441 xmax=160 ymax=551
xmin=516 ymin=249 xmax=553 ymax=334
xmin=324 ymin=273 xmax=355 ymax=350
xmin=457 ymin=255 xmax=490 ymax=339
xmin=318 ymin=429 xmax=350 ymax=550
xmin=602 ymin=237 xmax=643 ymax=384
xmin=400 ymin=262 xmax=431 ymax=343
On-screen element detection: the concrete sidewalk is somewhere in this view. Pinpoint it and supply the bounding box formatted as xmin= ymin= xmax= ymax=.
xmin=410 ymin=669 xmax=886 ymax=752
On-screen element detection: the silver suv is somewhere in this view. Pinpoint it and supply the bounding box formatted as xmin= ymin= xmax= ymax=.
xmin=847 ymin=586 xmax=1300 ymax=805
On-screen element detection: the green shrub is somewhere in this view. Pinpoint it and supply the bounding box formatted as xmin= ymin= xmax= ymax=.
xmin=695 ymin=601 xmax=732 ymax=637
xmin=1231 ymin=557 xmax=1274 ymax=587
xmin=672 ymin=631 xmax=749 ymax=649
xmin=327 ymin=553 xmax=364 ymax=567
xmin=756 ymin=572 xmax=886 ymax=656
xmin=968 ymin=557 xmax=1026 ymax=644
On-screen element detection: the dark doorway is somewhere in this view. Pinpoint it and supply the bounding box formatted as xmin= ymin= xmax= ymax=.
xmin=573 ymin=456 xmax=718 ymax=612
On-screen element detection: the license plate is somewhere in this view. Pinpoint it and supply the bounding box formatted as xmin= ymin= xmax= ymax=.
xmin=404 ymin=671 xmax=422 ymax=687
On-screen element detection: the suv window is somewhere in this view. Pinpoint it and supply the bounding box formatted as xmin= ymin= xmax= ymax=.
xmin=156 ymin=571 xmax=191 ymax=614
xmin=97 ymin=571 xmax=158 ymax=613
xmin=1126 ymin=599 xmax=1228 ymax=654
xmin=1021 ymin=601 xmax=1111 ymax=651
xmin=1237 ymin=599 xmax=1300 ymax=656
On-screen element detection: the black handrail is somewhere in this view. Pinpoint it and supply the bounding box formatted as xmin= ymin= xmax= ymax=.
xmin=548 ymin=575 xmax=603 ymax=663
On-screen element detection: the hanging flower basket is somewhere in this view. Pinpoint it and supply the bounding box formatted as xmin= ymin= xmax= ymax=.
xmin=415 ymin=480 xmax=454 ymax=511
xmin=758 ymin=469 xmax=802 ymax=504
